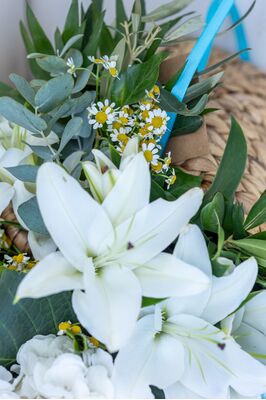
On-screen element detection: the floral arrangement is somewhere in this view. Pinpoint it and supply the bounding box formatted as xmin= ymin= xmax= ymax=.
xmin=0 ymin=0 xmax=266 ymax=398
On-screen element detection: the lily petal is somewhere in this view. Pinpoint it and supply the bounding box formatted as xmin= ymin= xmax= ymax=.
xmin=16 ymin=252 xmax=84 ymax=300
xmin=234 ymin=322 xmax=266 ymax=365
xmin=72 ymin=265 xmax=141 ymax=352
xmin=165 ymin=382 xmax=204 ymax=399
xmin=242 ymin=291 xmax=266 ymax=334
xmin=36 ymin=162 xmax=114 ymax=270
xmin=113 ymin=315 xmax=185 ymax=398
xmin=201 ymin=258 xmax=258 ymax=324
xmin=134 ymin=252 xmax=210 ymax=298
xmin=116 ymin=188 xmax=203 ymax=265
xmin=103 ymin=153 xmax=150 ymax=225
xmin=0 ymin=182 xmax=14 ymax=214
xmin=92 ymin=149 xmax=117 ymax=171
xmin=120 ymin=137 xmax=139 ymax=170
xmin=28 ymin=231 xmax=57 ymax=260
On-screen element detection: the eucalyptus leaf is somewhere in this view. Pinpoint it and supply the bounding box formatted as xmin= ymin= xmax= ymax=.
xmin=27 ymin=145 xmax=54 ymax=161
xmin=36 ymin=55 xmax=68 ymax=74
xmin=58 ymin=117 xmax=83 ymax=153
xmin=0 ymin=268 xmax=75 ymax=368
xmin=72 ymin=67 xmax=92 ymax=94
xmin=66 ymin=49 xmax=83 ymax=68
xmin=60 ymin=34 xmax=84 ymax=57
xmin=6 ymin=165 xmax=38 ymax=183
xmin=49 ymin=91 xmax=95 ymax=121
xmin=18 ymin=196 xmax=48 ymax=235
xmin=111 ymin=53 xmax=166 ymax=106
xmin=9 ymin=73 xmax=35 ymax=107
xmin=142 ymin=0 xmax=193 ymax=22
xmin=244 ymin=191 xmax=266 ymax=230
xmin=35 ymin=74 xmax=74 ymax=113
xmin=0 ymin=97 xmax=47 ymax=134
xmin=204 ymin=117 xmax=247 ymax=203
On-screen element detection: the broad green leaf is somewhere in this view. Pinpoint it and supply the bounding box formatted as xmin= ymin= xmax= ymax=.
xmin=62 ymin=0 xmax=80 ymax=43
xmin=244 ymin=191 xmax=266 ymax=230
xmin=60 ymin=34 xmax=84 ymax=57
xmin=0 ymin=269 xmax=75 ymax=368
xmin=229 ymin=238 xmax=266 ymax=260
xmin=9 ymin=74 xmax=35 ymax=107
xmin=204 ymin=117 xmax=247 ymax=203
xmin=36 ymin=55 xmax=67 ymax=74
xmin=18 ymin=197 xmax=48 ymax=235
xmin=162 ymin=15 xmax=202 ymax=44
xmin=26 ymin=3 xmax=54 ymax=54
xmin=6 ymin=165 xmax=38 ymax=183
xmin=0 ymin=97 xmax=47 ymax=134
xmin=83 ymin=11 xmax=105 ymax=59
xmin=201 ymin=192 xmax=225 ymax=233
xmin=159 ymin=87 xmax=188 ymax=113
xmin=99 ymin=23 xmax=115 ymax=55
xmin=54 ymin=28 xmax=64 ymax=53
xmin=142 ymin=0 xmax=193 ymax=22
xmin=111 ymin=53 xmax=166 ymax=106
xmin=111 ymin=38 xmax=126 ymax=72
xmin=169 ymin=167 xmax=202 ymax=198
xmin=35 ymin=74 xmax=74 ymax=113
xmin=115 ymin=0 xmax=127 ymax=41
xmin=58 ymin=117 xmax=83 ymax=153
xmin=184 ymin=72 xmax=223 ymax=103
xmin=72 ymin=67 xmax=92 ymax=94
xmin=171 ymin=115 xmax=203 ymax=136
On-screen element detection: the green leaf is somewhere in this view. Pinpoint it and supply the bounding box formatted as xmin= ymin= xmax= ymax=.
xmin=213 ymin=218 xmax=225 ymax=259
xmin=58 ymin=117 xmax=83 ymax=153
xmin=35 ymin=74 xmax=74 ymax=113
xmin=62 ymin=0 xmax=80 ymax=43
xmin=9 ymin=73 xmax=35 ymax=107
xmin=201 ymin=192 xmax=225 ymax=233
xmin=244 ymin=191 xmax=266 ymax=230
xmin=159 ymin=87 xmax=188 ymax=113
xmin=60 ymin=34 xmax=84 ymax=57
xmin=27 ymin=145 xmax=53 ymax=161
xmin=109 ymin=144 xmax=121 ymax=168
xmin=229 ymin=238 xmax=266 ymax=260
xmin=26 ymin=3 xmax=54 ymax=54
xmin=165 ymin=62 xmax=187 ymax=92
xmin=99 ymin=23 xmax=115 ymax=55
xmin=142 ymin=0 xmax=193 ymax=22
xmin=171 ymin=115 xmax=203 ymax=136
xmin=198 ymin=49 xmax=251 ymax=76
xmin=162 ymin=15 xmax=202 ymax=44
xmin=50 ymin=91 xmax=95 ymax=120
xmin=0 ymin=97 xmax=47 ymax=134
xmin=204 ymin=117 xmax=247 ymax=203
xmin=18 ymin=197 xmax=48 ymax=235
xmin=0 ymin=269 xmax=75 ymax=368
xmin=115 ymin=0 xmax=127 ymax=41
xmin=111 ymin=53 xmax=166 ymax=106
xmin=66 ymin=49 xmax=83 ymax=68
xmin=6 ymin=165 xmax=38 ymax=183
xmin=54 ymin=28 xmax=64 ymax=53
xmin=184 ymin=72 xmax=223 ymax=103
xmin=36 ymin=55 xmax=67 ymax=74
xmin=142 ymin=297 xmax=165 ymax=307
xmin=83 ymin=11 xmax=105 ymax=59
xmin=72 ymin=67 xmax=92 ymax=94
xmin=168 ymin=167 xmax=202 ymax=198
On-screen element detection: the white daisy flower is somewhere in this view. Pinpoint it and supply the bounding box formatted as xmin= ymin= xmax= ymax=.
xmin=166 ymin=168 xmax=177 ymax=189
xmin=141 ymin=141 xmax=160 ymax=166
xmin=110 ymin=127 xmax=131 ymax=144
xmin=4 ymin=253 xmax=30 ymax=271
xmin=66 ymin=57 xmax=77 ymax=77
xmin=146 ymin=108 xmax=169 ymax=136
xmin=88 ymin=100 xmax=117 ymax=129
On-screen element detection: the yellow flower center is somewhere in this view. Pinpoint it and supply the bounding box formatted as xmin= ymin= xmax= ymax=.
xmin=141 ymin=110 xmax=149 ymax=120
xmin=152 ymin=116 xmax=164 ymax=128
xmin=95 ymin=58 xmax=103 ymax=64
xmin=89 ymin=336 xmax=100 ymax=347
xmin=109 ymin=67 xmax=118 ymax=77
xmin=58 ymin=321 xmax=71 ymax=331
xmin=113 ymin=121 xmax=122 ymax=130
xmin=170 ymin=175 xmax=176 ymax=185
xmin=144 ymin=150 xmax=153 ymax=163
xmin=13 ymin=254 xmax=24 ymax=264
xmin=119 ymin=116 xmax=128 ymax=125
xmin=117 ymin=133 xmax=129 ymax=144
xmin=152 ymin=161 xmax=163 ymax=172
xmin=71 ymin=325 xmax=82 ymax=335
xmin=95 ymin=111 xmax=108 ymax=124
xmin=153 ymin=85 xmax=160 ymax=95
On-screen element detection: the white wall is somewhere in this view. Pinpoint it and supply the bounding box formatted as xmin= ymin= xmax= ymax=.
xmin=0 ymin=0 xmax=265 ymax=82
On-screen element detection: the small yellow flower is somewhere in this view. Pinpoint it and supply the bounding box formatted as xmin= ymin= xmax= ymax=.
xmin=89 ymin=336 xmax=100 ymax=347
xmin=166 ymin=169 xmax=177 ymax=189
xmin=142 ymin=141 xmax=160 ymax=166
xmin=71 ymin=325 xmax=82 ymax=335
xmin=58 ymin=321 xmax=72 ymax=331
xmin=151 ymin=161 xmax=163 ymax=173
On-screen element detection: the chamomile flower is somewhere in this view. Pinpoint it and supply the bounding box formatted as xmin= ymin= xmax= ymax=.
xmin=4 ymin=253 xmax=31 ymax=271
xmin=145 ymin=84 xmax=161 ymax=102
xmin=163 ymin=151 xmax=172 ymax=172
xmin=66 ymin=57 xmax=77 ymax=77
xmin=110 ymin=127 xmax=131 ymax=145
xmin=141 ymin=141 xmax=160 ymax=166
xmin=166 ymin=168 xmax=177 ymax=189
xmin=151 ymin=161 xmax=163 ymax=173
xmin=146 ymin=108 xmax=169 ymax=136
xmin=139 ymin=102 xmax=153 ymax=121
xmin=88 ymin=56 xmax=105 ymax=65
xmin=88 ymin=55 xmax=119 ymax=78
xmin=88 ymin=100 xmax=117 ymax=129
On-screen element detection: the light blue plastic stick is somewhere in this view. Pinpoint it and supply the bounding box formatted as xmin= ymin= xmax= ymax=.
xmin=160 ymin=0 xmax=235 ymax=152
xmin=198 ymin=0 xmax=250 ymax=72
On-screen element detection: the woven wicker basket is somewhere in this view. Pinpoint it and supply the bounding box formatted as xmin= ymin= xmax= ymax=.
xmin=170 ymin=48 xmax=266 ymax=214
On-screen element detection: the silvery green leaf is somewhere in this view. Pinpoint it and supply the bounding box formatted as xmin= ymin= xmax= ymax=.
xmin=27 ymin=144 xmax=54 ymax=160
xmin=6 ymin=165 xmax=39 ymax=183
xmin=76 ymin=109 xmax=93 ymax=139
xmin=142 ymin=0 xmax=193 ymax=22
xmin=111 ymin=38 xmax=126 ymax=72
xmin=30 ymin=79 xmax=46 ymax=88
xmin=18 ymin=197 xmax=48 ymax=235
xmin=162 ymin=15 xmax=202 ymax=43
xmin=60 ymin=34 xmax=84 ymax=56
xmin=51 ymin=91 xmax=95 ymax=119
xmin=63 ymin=150 xmax=84 ymax=174
xmin=35 ymin=74 xmax=74 ymax=112
xmin=66 ymin=48 xmax=83 ymax=68
xmin=58 ymin=117 xmax=83 ymax=153
xmin=0 ymin=97 xmax=47 ymax=134
xmin=36 ymin=55 xmax=67 ymax=74
xmin=72 ymin=67 xmax=92 ymax=94
xmin=9 ymin=73 xmax=35 ymax=106
xmin=27 ymin=52 xmax=50 ymax=59
xmin=131 ymin=13 xmax=141 ymax=48
xmin=184 ymin=72 xmax=223 ymax=103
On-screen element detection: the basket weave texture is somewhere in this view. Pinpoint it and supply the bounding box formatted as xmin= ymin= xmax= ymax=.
xmin=179 ymin=49 xmax=266 ymax=213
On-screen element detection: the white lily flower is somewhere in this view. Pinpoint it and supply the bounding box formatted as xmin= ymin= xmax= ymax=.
xmin=0 ymin=366 xmax=18 ymax=399
xmin=82 ymin=137 xmax=139 ymax=204
xmin=113 ymin=225 xmax=266 ymax=398
xmin=221 ymin=290 xmax=266 ymax=366
xmin=16 ymin=156 xmax=209 ymax=352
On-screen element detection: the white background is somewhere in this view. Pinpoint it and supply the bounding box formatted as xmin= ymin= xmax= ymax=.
xmin=0 ymin=0 xmax=265 ymax=82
